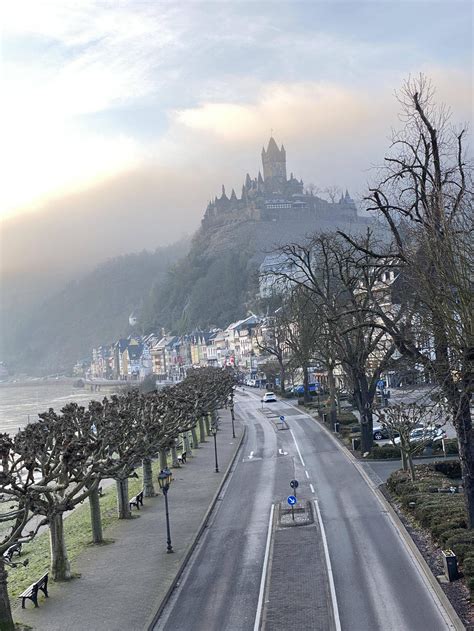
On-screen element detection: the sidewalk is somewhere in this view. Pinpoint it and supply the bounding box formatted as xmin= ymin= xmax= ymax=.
xmin=14 ymin=410 xmax=243 ymax=631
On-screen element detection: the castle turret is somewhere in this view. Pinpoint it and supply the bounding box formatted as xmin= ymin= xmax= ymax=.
xmin=262 ymin=136 xmax=287 ymax=195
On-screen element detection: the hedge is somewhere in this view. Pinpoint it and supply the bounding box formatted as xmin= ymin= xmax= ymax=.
xmin=433 ymin=460 xmax=462 ymax=479
xmin=387 ymin=463 xmax=473 ymax=599
xmin=365 ymin=444 xmax=401 ymax=459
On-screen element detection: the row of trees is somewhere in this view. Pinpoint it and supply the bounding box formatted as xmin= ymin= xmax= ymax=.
xmin=263 ymin=76 xmax=473 ymax=525
xmin=0 ymin=367 xmax=235 ymax=631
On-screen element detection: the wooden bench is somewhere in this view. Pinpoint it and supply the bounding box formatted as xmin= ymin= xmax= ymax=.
xmin=3 ymin=542 xmax=22 ymax=563
xmin=177 ymin=451 xmax=187 ymax=465
xmin=129 ymin=489 xmax=144 ymax=510
xmin=19 ymin=572 xmax=49 ymax=608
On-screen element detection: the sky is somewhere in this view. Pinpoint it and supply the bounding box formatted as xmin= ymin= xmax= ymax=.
xmin=0 ymin=0 xmax=472 ymax=278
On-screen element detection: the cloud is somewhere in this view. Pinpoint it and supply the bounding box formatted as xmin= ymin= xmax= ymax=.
xmin=1 ymin=68 xmax=471 ymax=283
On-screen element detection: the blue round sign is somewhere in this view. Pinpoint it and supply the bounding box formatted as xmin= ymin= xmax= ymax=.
xmin=287 ymin=495 xmax=297 ymax=506
xmin=280 ymin=415 xmax=285 ymax=421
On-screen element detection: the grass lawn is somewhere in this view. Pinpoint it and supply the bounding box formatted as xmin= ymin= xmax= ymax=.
xmin=7 ymin=458 xmax=164 ymax=602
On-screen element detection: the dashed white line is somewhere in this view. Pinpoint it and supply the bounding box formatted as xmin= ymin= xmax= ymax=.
xmin=305 ymin=470 xmax=310 ymax=479
xmin=290 ymin=429 xmax=305 ymax=466
xmin=314 ymin=499 xmax=342 ymax=631
xmin=254 ymin=503 xmax=275 ymax=631
xmin=249 ymin=451 xmax=254 ymax=460
xmin=310 ymin=483 xmax=315 ymax=494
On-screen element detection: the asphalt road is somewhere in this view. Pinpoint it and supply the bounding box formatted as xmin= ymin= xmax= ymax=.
xmin=155 ymin=390 xmax=456 ymax=631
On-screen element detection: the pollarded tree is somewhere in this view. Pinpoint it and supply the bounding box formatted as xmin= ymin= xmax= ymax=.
xmin=13 ymin=404 xmax=104 ymax=581
xmin=0 ymin=433 xmax=48 ymax=631
xmin=380 ymin=402 xmax=448 ymax=481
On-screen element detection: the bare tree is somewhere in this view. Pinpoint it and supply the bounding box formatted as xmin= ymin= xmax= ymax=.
xmin=341 ymin=75 xmax=474 ymax=523
xmin=323 ymin=185 xmax=342 ymax=204
xmin=0 ymin=433 xmax=47 ymax=631
xmin=380 ymin=402 xmax=448 ymax=481
xmin=256 ymin=310 xmax=291 ymax=393
xmin=272 ymin=232 xmax=398 ymax=451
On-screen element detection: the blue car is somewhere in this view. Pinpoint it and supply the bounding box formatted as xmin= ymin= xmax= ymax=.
xmin=293 ymin=383 xmax=319 ymax=394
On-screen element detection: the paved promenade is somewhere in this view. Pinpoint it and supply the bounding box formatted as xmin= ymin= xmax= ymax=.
xmin=14 ymin=409 xmax=242 ymax=631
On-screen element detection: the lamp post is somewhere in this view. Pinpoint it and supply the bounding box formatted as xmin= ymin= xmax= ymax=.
xmin=211 ymin=424 xmax=219 ymax=473
xmin=158 ymin=468 xmax=174 ymax=553
xmin=230 ymin=397 xmax=236 ymax=439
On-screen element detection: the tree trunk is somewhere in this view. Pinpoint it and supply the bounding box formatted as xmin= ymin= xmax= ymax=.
xmin=279 ymin=361 xmax=286 ymax=394
xmin=401 ymin=450 xmax=408 ymax=472
xmin=50 ymin=512 xmax=71 ymax=581
xmin=183 ymin=432 xmax=192 ymax=458
xmin=454 ymin=394 xmax=474 ymax=528
xmin=303 ymin=365 xmax=310 ymax=404
xmin=205 ymin=414 xmax=211 ymax=435
xmin=0 ymin=558 xmax=14 ymax=631
xmin=407 ymin=453 xmax=416 ymax=482
xmin=160 ymin=448 xmax=168 ymax=470
xmin=328 ymin=366 xmax=337 ymax=426
xmin=171 ymin=446 xmax=179 ymax=468
xmin=191 ymin=426 xmax=199 ymax=449
xmin=89 ymin=486 xmax=103 ymax=544
xmin=116 ymin=479 xmax=131 ymax=519
xmin=143 ymin=457 xmax=155 ymax=497
xmin=199 ymin=417 xmax=206 ymax=443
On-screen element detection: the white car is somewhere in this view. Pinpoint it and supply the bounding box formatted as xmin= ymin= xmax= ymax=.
xmin=394 ymin=426 xmax=446 ymax=445
xmin=261 ymin=392 xmax=277 ymax=403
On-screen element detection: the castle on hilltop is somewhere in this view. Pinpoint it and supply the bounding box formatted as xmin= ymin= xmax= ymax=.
xmin=202 ymin=137 xmax=358 ymax=229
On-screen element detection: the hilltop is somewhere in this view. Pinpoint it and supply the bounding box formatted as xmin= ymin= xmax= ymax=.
xmin=141 ymin=138 xmax=374 ymax=333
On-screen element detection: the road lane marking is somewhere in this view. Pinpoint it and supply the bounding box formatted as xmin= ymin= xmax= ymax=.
xmin=290 ymin=429 xmax=305 ymax=466
xmin=249 ymin=451 xmax=254 ymax=459
xmin=310 ymin=484 xmax=315 ymax=494
xmin=254 ymin=503 xmax=275 ymax=631
xmin=313 ymin=499 xmax=342 ymax=631
xmin=305 ymin=470 xmax=309 ymax=479
xmin=278 ymin=448 xmax=288 ymax=456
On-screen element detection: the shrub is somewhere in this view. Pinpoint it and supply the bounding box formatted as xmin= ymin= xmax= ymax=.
xmin=432 ymin=439 xmax=459 ymax=456
xmin=367 ymin=444 xmax=401 ymax=459
xmin=431 ymin=525 xmax=468 ymax=545
xmin=450 ymin=543 xmax=474 ymax=563
xmin=337 ymin=411 xmax=357 ymax=425
xmin=433 ymin=460 xmax=462 ymax=479
xmin=462 ymin=556 xmax=474 ymax=577
xmin=446 ymin=531 xmax=474 ymax=562
xmin=386 ymin=471 xmax=414 ymax=495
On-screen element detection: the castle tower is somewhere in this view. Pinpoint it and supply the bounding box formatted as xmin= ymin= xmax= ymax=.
xmin=261 ymin=137 xmax=287 ymax=194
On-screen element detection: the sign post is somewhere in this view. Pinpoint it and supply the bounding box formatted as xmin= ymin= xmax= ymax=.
xmin=287 ymin=494 xmax=297 ymax=521
xmin=290 ymin=479 xmax=299 ymax=499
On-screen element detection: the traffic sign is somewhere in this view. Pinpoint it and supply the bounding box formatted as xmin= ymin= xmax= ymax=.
xmin=287 ymin=495 xmax=297 ymax=506
xmin=279 ymin=415 xmax=285 ymax=421
xmin=377 ymin=380 xmax=386 ymax=389
xmin=290 ymin=479 xmax=299 ymax=489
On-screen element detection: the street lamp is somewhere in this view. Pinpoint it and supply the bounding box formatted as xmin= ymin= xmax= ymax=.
xmin=211 ymin=424 xmax=219 ymax=473
xmin=230 ymin=396 xmax=236 ymax=439
xmin=158 ymin=468 xmax=174 ymax=553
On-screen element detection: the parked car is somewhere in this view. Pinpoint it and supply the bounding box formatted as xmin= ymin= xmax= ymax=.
xmin=261 ymin=392 xmax=277 ymax=403
xmin=373 ymin=424 xmax=400 ymax=441
xmin=292 ymin=383 xmax=320 ymax=395
xmin=373 ymin=425 xmax=390 ymax=440
xmin=394 ymin=426 xmax=446 ymax=445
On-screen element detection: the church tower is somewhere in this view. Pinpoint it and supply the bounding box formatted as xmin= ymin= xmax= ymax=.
xmin=261 ymin=137 xmax=287 ymax=194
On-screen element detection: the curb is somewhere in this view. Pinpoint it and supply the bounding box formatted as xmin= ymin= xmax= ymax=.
xmin=146 ymin=423 xmax=247 ymax=630
xmin=307 ymin=412 xmax=465 ymax=631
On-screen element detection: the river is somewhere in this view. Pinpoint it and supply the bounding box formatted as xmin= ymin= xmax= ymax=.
xmin=0 ymin=381 xmax=120 ymax=435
